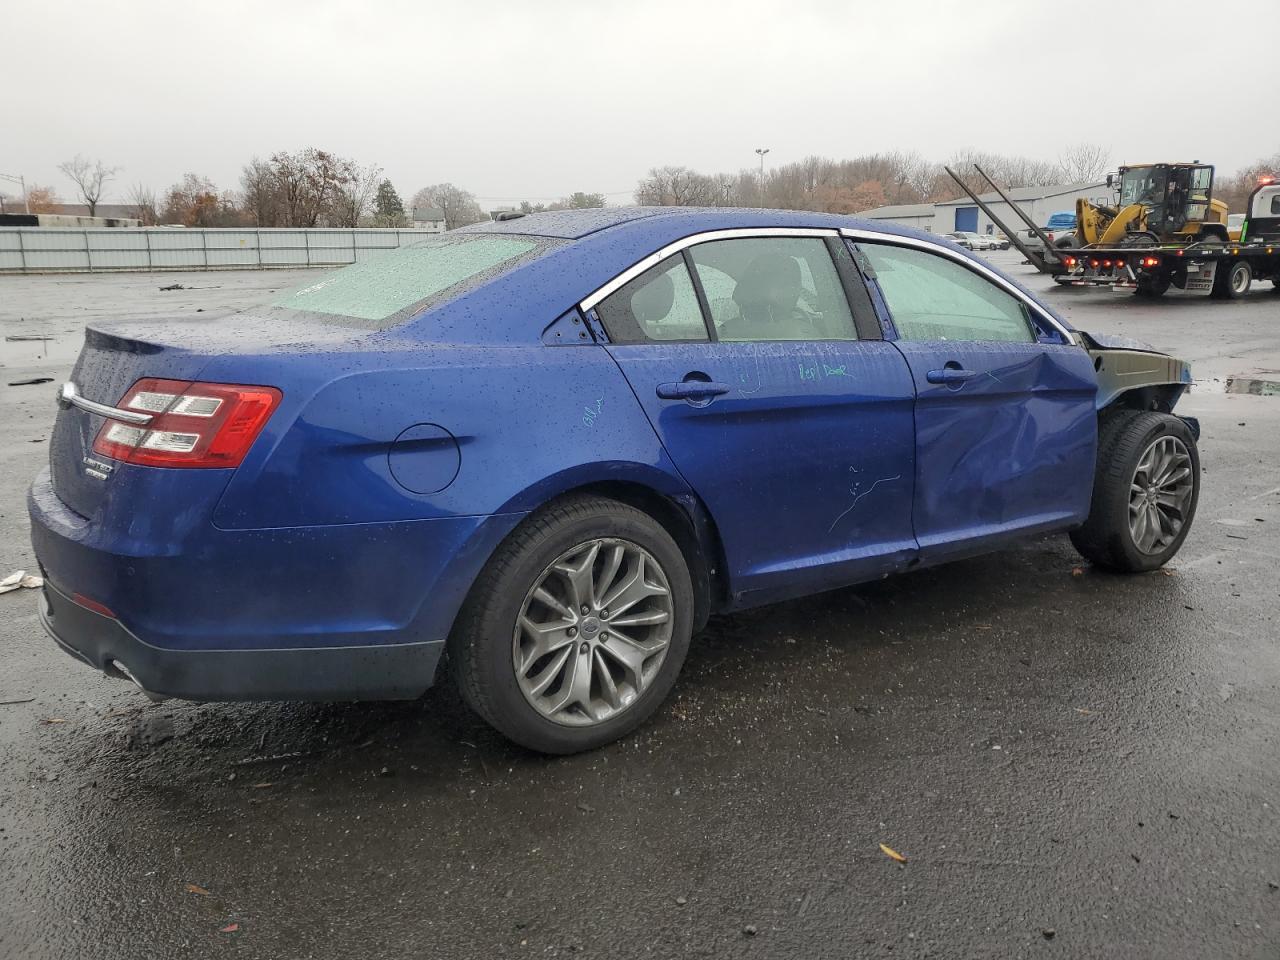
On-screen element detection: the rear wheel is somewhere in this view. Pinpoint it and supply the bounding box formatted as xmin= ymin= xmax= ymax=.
xmin=1070 ymin=411 xmax=1199 ymax=572
xmin=1210 ymin=259 xmax=1252 ymax=299
xmin=1134 ymin=277 xmax=1170 ymax=298
xmin=449 ymin=495 xmax=694 ymax=754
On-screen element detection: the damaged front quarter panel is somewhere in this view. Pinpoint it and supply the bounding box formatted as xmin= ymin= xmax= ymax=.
xmin=1079 ymin=329 xmax=1193 ymax=418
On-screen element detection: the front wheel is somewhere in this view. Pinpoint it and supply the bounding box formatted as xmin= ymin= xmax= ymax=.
xmin=1070 ymin=411 xmax=1200 ymax=572
xmin=449 ymin=495 xmax=694 ymax=754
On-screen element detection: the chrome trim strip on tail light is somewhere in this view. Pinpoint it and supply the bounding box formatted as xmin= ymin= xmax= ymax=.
xmin=56 ymin=382 xmax=154 ymax=425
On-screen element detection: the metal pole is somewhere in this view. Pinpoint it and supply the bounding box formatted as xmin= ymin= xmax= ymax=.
xmin=0 ymin=173 xmax=30 ymax=214
xmin=16 ymin=228 xmax=27 ymax=274
xmin=972 ymin=164 xmax=1063 ymax=256
xmin=943 ymin=166 xmax=1056 ymax=274
xmin=202 ymin=229 xmax=208 ymax=271
xmin=144 ymin=228 xmax=152 ymax=271
xmin=755 ymin=148 xmax=770 ymax=195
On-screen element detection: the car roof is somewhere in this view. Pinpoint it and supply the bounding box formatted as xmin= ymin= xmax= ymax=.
xmin=419 ymin=207 xmax=1074 ymax=343
xmin=460 ymin=206 xmax=925 ymax=242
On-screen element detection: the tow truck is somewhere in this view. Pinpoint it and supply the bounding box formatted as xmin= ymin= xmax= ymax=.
xmin=1054 ymin=172 xmax=1280 ymax=298
xmin=943 ymin=164 xmax=1280 ymax=300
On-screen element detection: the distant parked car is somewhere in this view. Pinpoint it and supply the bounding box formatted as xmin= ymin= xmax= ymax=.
xmin=948 ymin=231 xmax=987 ymax=250
xmin=1024 ymin=211 xmax=1079 ymax=255
xmin=987 ymin=234 xmax=1011 ymax=251
xmin=30 ymin=207 xmax=1202 ymax=754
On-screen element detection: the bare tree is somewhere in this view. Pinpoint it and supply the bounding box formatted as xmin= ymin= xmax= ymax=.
xmin=1213 ymin=151 xmax=1280 ymax=213
xmin=58 ymin=155 xmax=119 ymax=217
xmin=409 ymin=183 xmax=487 ymax=229
xmin=333 ymin=163 xmax=383 ymax=227
xmin=239 ymin=157 xmax=279 ymax=226
xmin=23 ymin=184 xmax=60 ymax=214
xmin=1058 ymin=143 xmax=1111 ymax=184
xmin=126 ymin=183 xmax=158 ymax=225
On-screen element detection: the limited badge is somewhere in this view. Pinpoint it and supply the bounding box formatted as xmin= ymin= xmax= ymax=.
xmin=82 ymin=456 xmax=114 ymax=481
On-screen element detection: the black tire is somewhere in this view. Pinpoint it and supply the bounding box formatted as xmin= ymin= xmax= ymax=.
xmin=1070 ymin=411 xmax=1200 ymax=572
xmin=449 ymin=494 xmax=694 ymax=754
xmin=1055 ymin=235 xmax=1076 ymax=248
xmin=1134 ymin=277 xmax=1170 ymax=298
xmin=1210 ymin=259 xmax=1251 ymax=300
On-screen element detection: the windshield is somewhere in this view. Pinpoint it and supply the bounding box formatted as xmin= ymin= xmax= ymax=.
xmin=1119 ymin=166 xmax=1166 ymax=208
xmin=266 ymin=234 xmax=558 ymax=329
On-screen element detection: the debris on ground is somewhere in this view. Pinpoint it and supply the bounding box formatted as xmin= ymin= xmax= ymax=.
xmin=6 ymin=378 xmax=54 ymax=387
xmin=219 ymin=923 xmax=239 ymax=933
xmin=0 ymin=571 xmax=44 ymax=595
xmin=4 ymin=335 xmax=52 ymax=342
xmin=159 ymin=283 xmax=187 ymax=291
xmin=185 ymin=883 xmax=211 ymax=896
xmin=742 ymin=924 xmax=758 ymax=936
xmin=879 ymin=843 xmax=908 ymax=863
xmin=0 ymin=698 xmax=36 ymax=706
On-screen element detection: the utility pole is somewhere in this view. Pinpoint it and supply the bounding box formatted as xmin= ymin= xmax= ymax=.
xmin=0 ymin=173 xmax=30 ymax=214
xmin=754 ymin=148 xmax=770 ymax=196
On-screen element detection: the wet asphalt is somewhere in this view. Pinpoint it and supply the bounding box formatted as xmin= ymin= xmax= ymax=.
xmin=1 ymin=255 xmax=1278 ymax=959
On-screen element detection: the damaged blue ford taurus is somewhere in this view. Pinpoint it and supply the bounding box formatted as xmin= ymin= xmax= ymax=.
xmin=28 ymin=207 xmax=1201 ymax=753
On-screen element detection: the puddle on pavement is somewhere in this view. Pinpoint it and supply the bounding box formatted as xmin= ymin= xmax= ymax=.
xmin=1226 ymin=374 xmax=1280 ymax=396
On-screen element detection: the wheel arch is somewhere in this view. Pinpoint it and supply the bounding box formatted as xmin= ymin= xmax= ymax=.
xmin=1089 ymin=344 xmax=1192 ymax=413
xmin=1100 ymin=383 xmax=1187 ymax=415
xmin=465 ymin=463 xmax=728 ymax=640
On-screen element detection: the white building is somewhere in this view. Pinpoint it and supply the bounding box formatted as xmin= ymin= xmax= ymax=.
xmin=411 ymin=207 xmax=447 ymax=232
xmin=859 ymin=182 xmax=1112 ymax=235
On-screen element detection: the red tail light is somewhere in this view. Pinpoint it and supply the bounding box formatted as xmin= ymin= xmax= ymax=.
xmin=92 ymin=378 xmax=282 ymax=468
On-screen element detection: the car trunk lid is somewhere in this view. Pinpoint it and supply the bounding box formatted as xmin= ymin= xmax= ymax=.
xmin=48 ymin=321 xmax=216 ymax=521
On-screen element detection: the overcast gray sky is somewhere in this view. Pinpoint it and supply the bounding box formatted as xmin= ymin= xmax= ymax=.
xmin=3 ymin=0 xmax=1274 ymax=207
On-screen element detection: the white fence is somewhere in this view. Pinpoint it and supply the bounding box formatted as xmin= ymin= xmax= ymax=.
xmin=0 ymin=228 xmax=429 ymax=274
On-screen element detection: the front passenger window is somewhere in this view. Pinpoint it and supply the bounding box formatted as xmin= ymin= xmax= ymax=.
xmin=859 ymin=243 xmax=1036 ymax=343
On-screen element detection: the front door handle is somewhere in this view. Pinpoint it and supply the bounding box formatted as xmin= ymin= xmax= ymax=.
xmin=656 ymin=380 xmax=731 ymax=401
xmin=926 ymin=367 xmax=977 ymax=385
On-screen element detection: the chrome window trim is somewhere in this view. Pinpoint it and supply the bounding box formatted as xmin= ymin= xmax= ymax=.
xmin=838 ymin=227 xmax=1075 ymax=342
xmin=56 ymin=382 xmax=154 ymax=425
xmin=578 ymin=227 xmax=839 ymax=312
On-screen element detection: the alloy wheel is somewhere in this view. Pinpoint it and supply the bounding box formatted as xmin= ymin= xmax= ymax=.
xmin=513 ymin=538 xmax=674 ymax=726
xmin=1128 ymin=435 xmax=1194 ymax=554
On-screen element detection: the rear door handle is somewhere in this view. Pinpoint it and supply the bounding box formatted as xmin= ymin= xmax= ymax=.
xmin=656 ymin=381 xmax=731 ymax=401
xmin=926 ymin=367 xmax=977 ymax=385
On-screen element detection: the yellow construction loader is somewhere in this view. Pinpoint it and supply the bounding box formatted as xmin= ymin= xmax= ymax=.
xmin=1075 ymin=163 xmax=1231 ymax=246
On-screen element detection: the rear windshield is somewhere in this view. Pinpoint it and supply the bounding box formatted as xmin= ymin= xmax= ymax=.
xmin=266 ymin=234 xmax=560 ymax=329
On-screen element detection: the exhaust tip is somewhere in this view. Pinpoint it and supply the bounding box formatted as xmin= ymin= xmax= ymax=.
xmin=107 ymin=659 xmax=170 ymax=703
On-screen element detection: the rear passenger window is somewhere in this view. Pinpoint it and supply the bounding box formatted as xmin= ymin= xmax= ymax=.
xmin=860 ymin=243 xmax=1036 ymax=343
xmin=596 ymin=255 xmax=708 ymax=343
xmin=688 ymin=237 xmax=858 ymax=342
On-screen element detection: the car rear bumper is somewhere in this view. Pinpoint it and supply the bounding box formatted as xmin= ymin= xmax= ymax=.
xmin=38 ymin=577 xmax=444 ymax=701
xmin=28 ymin=465 xmax=526 ymax=700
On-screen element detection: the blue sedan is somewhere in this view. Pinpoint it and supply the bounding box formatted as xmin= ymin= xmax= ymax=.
xmin=29 ymin=208 xmax=1201 ymax=753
